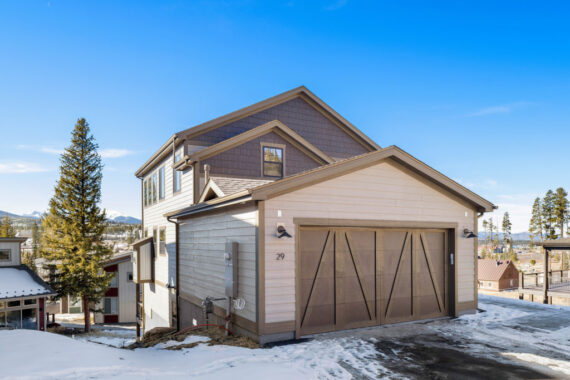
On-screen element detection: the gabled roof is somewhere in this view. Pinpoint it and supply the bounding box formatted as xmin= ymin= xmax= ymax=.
xmin=135 ymin=86 xmax=380 ymax=177
xmin=478 ymin=259 xmax=517 ymax=281
xmin=248 ymin=146 xmax=496 ymax=212
xmin=198 ymin=176 xmax=274 ymax=203
xmin=176 ymin=86 xmax=379 ymax=150
xmin=0 ymin=265 xmax=56 ymax=300
xmin=104 ymin=252 xmax=133 ymax=267
xmin=186 ymin=119 xmax=334 ymax=165
xmin=167 ymin=145 xmax=496 ymax=220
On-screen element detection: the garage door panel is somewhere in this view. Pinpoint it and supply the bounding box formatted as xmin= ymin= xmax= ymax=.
xmin=298 ymin=226 xmax=449 ymax=336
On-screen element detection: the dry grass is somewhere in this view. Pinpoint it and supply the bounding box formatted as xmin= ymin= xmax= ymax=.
xmin=130 ymin=325 xmax=258 ymax=350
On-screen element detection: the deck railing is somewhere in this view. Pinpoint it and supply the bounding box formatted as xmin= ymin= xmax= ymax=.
xmin=520 ymin=269 xmax=570 ymax=291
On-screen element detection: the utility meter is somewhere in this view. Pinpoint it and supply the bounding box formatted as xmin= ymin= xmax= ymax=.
xmin=225 ymin=241 xmax=238 ymax=298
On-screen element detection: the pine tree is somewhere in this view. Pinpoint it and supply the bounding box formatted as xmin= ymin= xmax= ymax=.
xmin=41 ymin=118 xmax=112 ymax=332
xmin=502 ymin=212 xmax=513 ymax=254
xmin=529 ymin=197 xmax=543 ymax=242
xmin=553 ymin=187 xmax=569 ymax=238
xmin=542 ymin=190 xmax=558 ymax=240
xmin=0 ymin=215 xmax=16 ymax=237
xmin=31 ymin=221 xmax=41 ymax=260
xmin=482 ymin=219 xmax=489 ymax=248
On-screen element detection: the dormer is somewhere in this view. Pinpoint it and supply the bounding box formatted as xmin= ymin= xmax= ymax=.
xmin=0 ymin=237 xmax=27 ymax=267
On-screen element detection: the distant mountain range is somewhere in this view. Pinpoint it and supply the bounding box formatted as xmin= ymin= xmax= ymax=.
xmin=0 ymin=210 xmax=141 ymax=225
xmin=478 ymin=231 xmax=531 ymax=241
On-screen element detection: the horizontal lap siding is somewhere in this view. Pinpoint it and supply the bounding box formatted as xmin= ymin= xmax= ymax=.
xmin=264 ymin=161 xmax=476 ymax=323
xmin=178 ymin=206 xmax=258 ymax=322
xmin=142 ymin=146 xmax=194 ymax=330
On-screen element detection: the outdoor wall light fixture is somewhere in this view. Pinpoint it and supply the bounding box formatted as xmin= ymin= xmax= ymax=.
xmin=277 ymin=225 xmax=292 ymax=238
xmin=463 ymin=228 xmax=477 ymax=238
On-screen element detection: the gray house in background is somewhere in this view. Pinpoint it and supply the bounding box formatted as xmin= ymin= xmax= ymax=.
xmin=0 ymin=237 xmax=56 ymax=330
xmin=133 ymin=86 xmax=495 ymax=344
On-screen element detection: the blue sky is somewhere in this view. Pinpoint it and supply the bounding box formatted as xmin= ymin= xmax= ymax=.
xmin=1 ymin=1 xmax=569 ymax=232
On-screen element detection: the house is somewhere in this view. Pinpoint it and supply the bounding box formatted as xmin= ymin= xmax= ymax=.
xmin=94 ymin=253 xmax=136 ymax=324
xmin=0 ymin=237 xmax=56 ymax=330
xmin=478 ymin=259 xmax=519 ymax=291
xmin=133 ymin=86 xmax=495 ymax=344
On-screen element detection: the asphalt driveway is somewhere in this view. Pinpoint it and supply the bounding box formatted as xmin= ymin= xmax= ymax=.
xmin=307 ymin=295 xmax=570 ymax=379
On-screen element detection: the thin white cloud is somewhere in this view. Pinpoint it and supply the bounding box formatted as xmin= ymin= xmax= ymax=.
xmin=0 ymin=162 xmax=49 ymax=174
xmin=41 ymin=147 xmax=65 ymax=155
xmin=324 ymin=0 xmax=348 ymax=11
xmin=468 ymin=101 xmax=535 ymax=117
xmin=455 ymin=177 xmax=498 ymax=190
xmin=100 ymin=149 xmax=134 ymax=159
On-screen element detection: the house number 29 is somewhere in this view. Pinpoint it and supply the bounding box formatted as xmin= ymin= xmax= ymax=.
xmin=275 ymin=252 xmax=285 ymax=261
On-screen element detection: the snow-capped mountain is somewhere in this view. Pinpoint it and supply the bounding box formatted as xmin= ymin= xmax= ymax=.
xmin=22 ymin=211 xmax=43 ymax=219
xmin=105 ymin=210 xmax=141 ymax=224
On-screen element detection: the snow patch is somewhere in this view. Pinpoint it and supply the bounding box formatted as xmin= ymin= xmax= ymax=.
xmin=503 ymin=352 xmax=570 ymax=376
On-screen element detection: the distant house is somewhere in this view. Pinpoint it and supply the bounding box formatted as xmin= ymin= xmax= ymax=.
xmin=94 ymin=253 xmax=136 ymax=324
xmin=478 ymin=259 xmax=519 ymax=291
xmin=0 ymin=237 xmax=56 ymax=330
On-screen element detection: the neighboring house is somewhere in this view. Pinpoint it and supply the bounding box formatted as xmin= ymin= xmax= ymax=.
xmin=94 ymin=253 xmax=136 ymax=324
xmin=478 ymin=259 xmax=519 ymax=291
xmin=0 ymin=237 xmax=56 ymax=330
xmin=133 ymin=86 xmax=495 ymax=344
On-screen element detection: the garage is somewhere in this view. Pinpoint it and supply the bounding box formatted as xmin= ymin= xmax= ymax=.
xmin=298 ymin=227 xmax=450 ymax=335
xmin=168 ymin=146 xmax=495 ymax=344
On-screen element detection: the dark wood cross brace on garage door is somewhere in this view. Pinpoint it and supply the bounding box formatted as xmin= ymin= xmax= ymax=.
xmin=298 ymin=227 xmax=450 ymax=336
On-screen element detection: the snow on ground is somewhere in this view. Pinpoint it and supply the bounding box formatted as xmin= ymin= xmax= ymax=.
xmin=1 ymin=295 xmax=569 ymax=379
xmin=159 ymin=335 xmax=211 ymax=348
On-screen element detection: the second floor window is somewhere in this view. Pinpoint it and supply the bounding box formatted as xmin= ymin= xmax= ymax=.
xmin=173 ymin=153 xmax=182 ymax=193
xmin=159 ymin=166 xmax=165 ymax=200
xmin=263 ymin=146 xmax=283 ymax=178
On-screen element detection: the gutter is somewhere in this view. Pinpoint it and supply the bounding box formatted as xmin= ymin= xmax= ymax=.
xmin=135 ymin=135 xmax=181 ymax=178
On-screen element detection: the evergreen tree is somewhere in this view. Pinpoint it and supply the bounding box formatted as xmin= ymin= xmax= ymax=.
xmin=553 ymin=187 xmax=569 ymax=238
xmin=529 ymin=197 xmax=543 ymax=242
xmin=41 ymin=118 xmax=112 ymax=332
xmin=502 ymin=212 xmax=513 ymax=254
xmin=31 ymin=221 xmax=41 ymax=260
xmin=482 ymin=219 xmax=489 ymax=248
xmin=542 ymin=190 xmax=558 ymax=240
xmin=488 ymin=218 xmax=495 ymax=246
xmin=0 ymin=215 xmax=16 ymax=237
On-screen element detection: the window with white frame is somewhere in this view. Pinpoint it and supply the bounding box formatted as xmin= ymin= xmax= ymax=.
xmin=0 ymin=298 xmax=39 ymax=330
xmin=104 ymin=298 xmax=118 ymax=315
xmin=173 ymin=153 xmax=182 ymax=193
xmin=152 ymin=172 xmax=157 ymax=203
xmin=109 ymin=273 xmax=118 ymax=287
xmin=158 ymin=166 xmax=165 ymax=200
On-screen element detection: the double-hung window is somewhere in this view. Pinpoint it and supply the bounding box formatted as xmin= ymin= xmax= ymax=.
xmin=263 ymin=146 xmax=284 ymax=178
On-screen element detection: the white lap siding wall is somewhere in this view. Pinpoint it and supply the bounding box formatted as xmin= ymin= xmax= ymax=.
xmin=142 ymin=146 xmax=194 ymax=332
xmin=263 ymin=161 xmax=477 ymax=324
xmin=178 ymin=205 xmax=258 ymax=323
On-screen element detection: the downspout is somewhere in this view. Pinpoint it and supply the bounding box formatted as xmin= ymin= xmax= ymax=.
xmin=167 ymin=214 xmax=180 ymax=331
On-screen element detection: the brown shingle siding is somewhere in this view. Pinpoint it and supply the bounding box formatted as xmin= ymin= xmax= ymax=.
xmin=202 ymin=132 xmax=320 ymax=178
xmin=190 ymin=98 xmax=368 ymax=159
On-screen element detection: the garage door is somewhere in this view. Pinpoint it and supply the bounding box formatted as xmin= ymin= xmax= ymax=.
xmin=298 ymin=227 xmax=449 ymax=336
